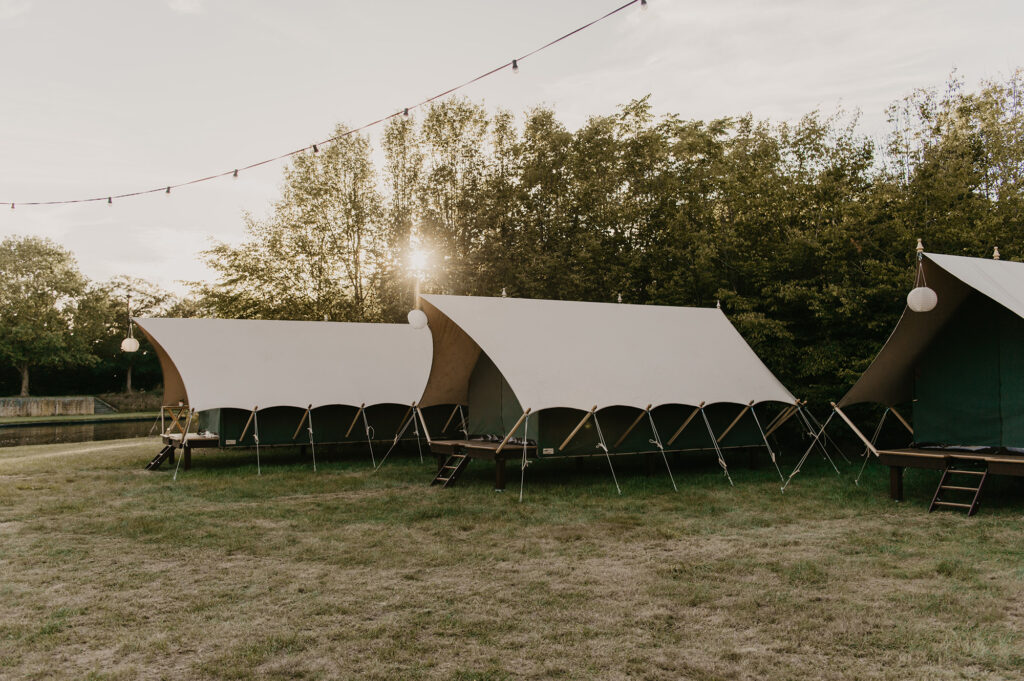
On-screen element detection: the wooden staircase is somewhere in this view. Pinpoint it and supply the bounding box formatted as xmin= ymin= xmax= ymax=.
xmin=929 ymin=461 xmax=988 ymax=516
xmin=145 ymin=444 xmax=175 ymax=471
xmin=431 ymin=453 xmax=470 ymax=487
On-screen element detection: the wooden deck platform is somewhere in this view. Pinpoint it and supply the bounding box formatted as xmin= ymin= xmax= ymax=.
xmin=430 ymin=439 xmax=537 ymax=490
xmin=878 ymin=447 xmax=1024 ymax=501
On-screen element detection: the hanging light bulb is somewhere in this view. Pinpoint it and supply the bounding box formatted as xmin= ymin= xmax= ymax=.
xmin=403 ymin=108 xmax=409 ymax=117
xmin=9 ymin=203 xmax=13 ymax=210
xmin=166 ymin=186 xmax=171 ymax=194
xmin=512 ymin=59 xmax=519 ymax=74
xmin=312 ymin=144 xmax=319 ymax=153
xmin=907 ymin=237 xmax=937 ymax=312
xmin=107 ymin=197 xmax=112 ymax=205
xmin=233 ymin=169 xmax=239 ymax=179
xmin=407 ymin=309 xmax=428 ymax=329
xmin=641 ymin=0 xmax=648 ymax=9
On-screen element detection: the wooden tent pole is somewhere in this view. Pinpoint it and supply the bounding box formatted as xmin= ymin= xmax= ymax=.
xmin=831 ymin=402 xmax=880 ymax=457
xmin=238 ymin=406 xmax=257 ymax=442
xmin=717 ymin=401 xmax=754 ymax=444
xmin=415 ymin=406 xmax=433 ymax=444
xmin=613 ymin=404 xmax=652 ymax=448
xmin=765 ymin=403 xmax=799 ymax=437
xmin=559 ymin=406 xmax=597 ymax=452
xmin=441 ymin=404 xmax=460 ymax=433
xmin=889 ymin=406 xmax=914 ymax=435
xmin=667 ymin=403 xmax=704 ymax=446
xmin=292 ymin=408 xmax=310 ymax=440
xmin=496 ymin=408 xmax=532 ymax=455
xmin=345 ymin=404 xmax=365 ymax=438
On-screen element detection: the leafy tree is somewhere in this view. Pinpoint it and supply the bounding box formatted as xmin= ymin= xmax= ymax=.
xmin=0 ymin=236 xmax=91 ymax=396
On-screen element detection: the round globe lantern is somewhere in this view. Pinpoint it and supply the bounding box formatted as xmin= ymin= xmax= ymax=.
xmin=906 ymin=286 xmax=938 ymax=313
xmin=407 ymin=309 xmax=428 ymax=329
xmin=120 ymin=337 xmax=140 ymax=353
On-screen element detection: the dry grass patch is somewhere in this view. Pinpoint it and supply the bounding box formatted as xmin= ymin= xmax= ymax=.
xmin=0 ymin=438 xmax=1022 ymax=679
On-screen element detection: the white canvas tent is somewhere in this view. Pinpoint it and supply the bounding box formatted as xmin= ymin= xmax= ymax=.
xmin=135 ymin=317 xmax=436 ymax=473
xmin=417 ymin=294 xmax=804 ymax=494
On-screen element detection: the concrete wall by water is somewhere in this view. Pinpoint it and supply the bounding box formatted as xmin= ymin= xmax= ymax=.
xmin=0 ymin=397 xmax=96 ymax=417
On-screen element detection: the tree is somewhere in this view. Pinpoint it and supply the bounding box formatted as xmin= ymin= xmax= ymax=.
xmin=0 ymin=236 xmax=91 ymax=396
xmin=195 ymin=125 xmax=384 ymax=321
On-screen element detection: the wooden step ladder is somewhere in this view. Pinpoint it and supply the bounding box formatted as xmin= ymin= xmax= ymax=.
xmin=431 ymin=453 xmax=470 ymax=488
xmin=145 ymin=444 xmax=175 ymax=471
xmin=929 ymin=461 xmax=988 ymax=516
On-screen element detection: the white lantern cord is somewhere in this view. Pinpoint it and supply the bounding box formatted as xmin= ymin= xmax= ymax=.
xmin=121 ymin=294 xmax=140 ymax=352
xmin=907 ymin=239 xmax=938 ymax=313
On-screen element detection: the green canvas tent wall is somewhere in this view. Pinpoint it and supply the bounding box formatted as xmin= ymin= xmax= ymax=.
xmin=416 ymin=294 xmax=802 ymax=489
xmin=135 ymin=317 xmax=451 ymax=466
xmin=838 ymin=253 xmax=1024 ymax=448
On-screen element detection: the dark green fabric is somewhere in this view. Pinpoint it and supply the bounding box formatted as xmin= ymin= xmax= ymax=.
xmin=466 ymin=352 xmax=525 ymax=438
xmin=914 ymin=294 xmax=1024 ymax=447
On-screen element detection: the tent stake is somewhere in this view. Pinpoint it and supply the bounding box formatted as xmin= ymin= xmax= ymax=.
xmin=559 ymin=406 xmax=597 ymax=452
xmin=700 ymin=407 xmax=733 ymax=486
xmin=345 ymin=404 xmax=365 ymax=438
xmin=646 ymin=409 xmax=677 ymax=492
xmin=614 ymin=405 xmax=651 ymax=449
xmin=667 ymin=403 xmax=704 ymax=446
xmin=172 ymin=409 xmax=194 ymax=481
xmin=592 ymin=412 xmax=621 ymax=495
xmin=855 ymin=408 xmax=889 ymax=486
xmin=306 ymin=404 xmax=316 ymax=472
xmin=750 ymin=404 xmax=784 ymax=482
xmin=782 ymin=408 xmax=836 ymax=492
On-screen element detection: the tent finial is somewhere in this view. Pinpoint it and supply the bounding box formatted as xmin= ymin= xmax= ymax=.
xmin=617 ymin=292 xmax=622 ymax=304
xmin=916 ymin=237 xmax=924 ymax=254
xmin=993 ymin=246 xmax=1001 ymax=260
xmin=501 ymin=287 xmax=507 ymax=298
xmin=716 ymin=299 xmax=721 ymax=309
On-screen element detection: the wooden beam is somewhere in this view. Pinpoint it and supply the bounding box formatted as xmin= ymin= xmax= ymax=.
xmin=667 ymin=403 xmax=704 ymax=446
xmin=613 ymin=404 xmax=652 ymax=448
xmin=292 ymin=407 xmax=310 ymax=440
xmin=238 ymin=406 xmax=257 ymax=442
xmin=765 ymin=404 xmax=799 ymax=438
xmin=345 ymin=403 xmax=365 ymax=437
xmin=495 ymin=409 xmax=532 ymax=454
xmin=832 ymin=402 xmax=879 ymax=457
xmin=889 ymin=406 xmax=914 ymax=435
xmin=440 ymin=404 xmax=461 ymax=433
xmin=559 ymin=406 xmax=597 ymax=452
xmin=717 ymin=401 xmax=754 ymax=444
xmin=763 ymin=401 xmax=797 ymax=435
xmin=415 ymin=406 xmax=433 ymax=444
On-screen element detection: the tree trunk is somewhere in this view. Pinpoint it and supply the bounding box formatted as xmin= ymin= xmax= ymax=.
xmin=19 ymin=364 xmax=29 ymax=397
xmin=125 ymin=363 xmax=133 ymax=394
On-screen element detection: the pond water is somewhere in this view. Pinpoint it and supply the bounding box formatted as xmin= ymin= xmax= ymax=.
xmin=0 ymin=419 xmax=158 ymax=447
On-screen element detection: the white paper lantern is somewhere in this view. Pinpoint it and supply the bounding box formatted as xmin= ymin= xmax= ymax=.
xmin=120 ymin=337 xmax=140 ymax=353
xmin=906 ymin=286 xmax=938 ymax=313
xmin=407 ymin=309 xmax=428 ymax=329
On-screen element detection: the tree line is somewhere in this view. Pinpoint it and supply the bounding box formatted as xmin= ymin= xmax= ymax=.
xmin=3 ymin=71 xmax=1022 ymax=402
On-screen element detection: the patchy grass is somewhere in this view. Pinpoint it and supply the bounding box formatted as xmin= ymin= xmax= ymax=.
xmin=0 ymin=438 xmax=1022 ymax=680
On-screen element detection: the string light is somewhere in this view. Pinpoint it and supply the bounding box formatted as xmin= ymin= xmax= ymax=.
xmin=2 ymin=0 xmax=645 ymax=209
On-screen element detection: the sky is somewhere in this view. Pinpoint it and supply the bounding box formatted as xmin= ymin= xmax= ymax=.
xmin=1 ymin=0 xmax=1022 ymax=294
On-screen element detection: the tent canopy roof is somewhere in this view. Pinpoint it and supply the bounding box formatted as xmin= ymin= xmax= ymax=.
xmin=417 ymin=294 xmax=797 ymax=412
xmin=135 ymin=318 xmax=432 ymax=412
xmin=838 ymin=253 xmax=1024 ymax=407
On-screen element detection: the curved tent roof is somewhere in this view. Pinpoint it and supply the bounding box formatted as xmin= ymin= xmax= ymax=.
xmin=417 ymin=294 xmax=797 ymax=411
xmin=135 ymin=318 xmax=433 ymax=412
xmin=838 ymin=253 xmax=1024 ymax=407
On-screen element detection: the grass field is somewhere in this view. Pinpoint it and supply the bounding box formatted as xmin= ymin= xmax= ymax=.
xmin=1 ymin=437 xmax=1022 ymax=680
